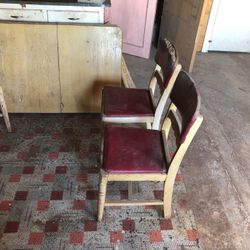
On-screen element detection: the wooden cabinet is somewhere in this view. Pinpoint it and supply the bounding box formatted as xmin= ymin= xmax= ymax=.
xmin=47 ymin=9 xmax=104 ymax=23
xmin=0 ymin=8 xmax=47 ymax=22
xmin=0 ymin=3 xmax=106 ymax=23
xmin=0 ymin=22 xmax=121 ymax=113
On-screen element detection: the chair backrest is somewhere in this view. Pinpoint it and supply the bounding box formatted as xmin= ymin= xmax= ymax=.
xmin=149 ymin=38 xmax=182 ymax=130
xmin=155 ymin=38 xmax=178 ymax=89
xmin=170 ymin=71 xmax=201 ymax=143
xmin=162 ymin=71 xmax=203 ymax=178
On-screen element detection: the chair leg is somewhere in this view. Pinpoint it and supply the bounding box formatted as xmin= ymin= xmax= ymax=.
xmin=98 ymin=172 xmax=108 ymax=221
xmin=100 ymin=135 xmax=104 ymax=165
xmin=128 ymin=182 xmax=133 ymax=200
xmin=146 ymin=122 xmax=152 ymax=129
xmin=163 ymin=179 xmax=174 ymax=219
xmin=0 ymin=87 xmax=11 ymax=132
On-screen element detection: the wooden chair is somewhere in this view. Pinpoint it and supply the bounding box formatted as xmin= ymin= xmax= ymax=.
xmin=0 ymin=86 xmax=11 ymax=132
xmin=102 ymin=38 xmax=182 ymax=130
xmin=98 ymin=71 xmax=203 ymax=221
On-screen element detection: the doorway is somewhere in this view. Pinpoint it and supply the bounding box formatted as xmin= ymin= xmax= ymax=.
xmin=203 ymin=0 xmax=250 ymax=52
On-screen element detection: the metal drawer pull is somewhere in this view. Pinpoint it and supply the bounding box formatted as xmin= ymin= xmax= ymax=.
xmin=68 ymin=17 xmax=80 ymax=21
xmin=10 ymin=15 xmax=23 ymax=19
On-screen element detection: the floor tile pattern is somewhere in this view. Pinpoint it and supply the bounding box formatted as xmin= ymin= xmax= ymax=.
xmin=0 ymin=114 xmax=200 ymax=249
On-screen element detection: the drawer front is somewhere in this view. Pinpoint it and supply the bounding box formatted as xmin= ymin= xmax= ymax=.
xmin=0 ymin=9 xmax=47 ymax=22
xmin=48 ymin=10 xmax=104 ymax=24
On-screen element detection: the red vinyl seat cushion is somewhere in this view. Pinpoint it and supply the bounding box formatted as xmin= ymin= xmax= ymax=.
xmin=102 ymin=86 xmax=154 ymax=117
xmin=103 ymin=126 xmax=168 ymax=173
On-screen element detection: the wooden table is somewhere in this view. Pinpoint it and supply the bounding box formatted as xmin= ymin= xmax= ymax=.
xmin=0 ymin=22 xmax=121 ymax=113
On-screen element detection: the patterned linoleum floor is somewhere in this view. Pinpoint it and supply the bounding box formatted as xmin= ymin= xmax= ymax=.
xmin=0 ymin=114 xmax=200 ymax=249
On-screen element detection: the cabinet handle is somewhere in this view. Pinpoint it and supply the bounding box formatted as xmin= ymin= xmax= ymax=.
xmin=68 ymin=17 xmax=80 ymax=21
xmin=10 ymin=15 xmax=23 ymax=19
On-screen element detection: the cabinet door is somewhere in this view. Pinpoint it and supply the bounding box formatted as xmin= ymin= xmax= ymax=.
xmin=58 ymin=25 xmax=122 ymax=113
xmin=109 ymin=0 xmax=157 ymax=58
xmin=0 ymin=23 xmax=61 ymax=112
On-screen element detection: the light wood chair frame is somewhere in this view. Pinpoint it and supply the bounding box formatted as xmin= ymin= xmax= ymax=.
xmin=98 ymin=102 xmax=203 ymax=221
xmin=102 ymin=40 xmax=182 ymax=130
xmin=0 ymin=86 xmax=11 ymax=132
xmin=121 ymin=55 xmax=136 ymax=89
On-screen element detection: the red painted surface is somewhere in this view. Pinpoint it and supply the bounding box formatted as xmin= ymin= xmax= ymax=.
xmin=103 ymin=126 xmax=167 ymax=173
xmin=109 ymin=0 xmax=157 ymax=58
xmin=9 ymin=174 xmax=22 ymax=182
xmin=187 ymin=229 xmax=199 ymax=241
xmin=37 ymin=201 xmax=50 ymax=211
xmin=102 ymin=86 xmax=154 ymax=117
xmin=149 ymin=230 xmax=163 ymax=243
xmin=70 ymin=232 xmax=84 ymax=244
xmin=110 ymin=231 xmax=124 ymax=243
xmin=28 ymin=232 xmax=44 ymax=245
xmin=73 ymin=200 xmax=85 ymax=210
xmin=122 ymin=219 xmax=135 ymax=231
xmin=0 ymin=201 xmax=13 ymax=211
xmin=160 ymin=219 xmax=173 ymax=230
xmin=50 ymin=191 xmax=63 ymax=200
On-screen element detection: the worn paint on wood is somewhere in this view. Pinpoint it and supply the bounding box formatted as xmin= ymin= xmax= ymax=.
xmin=0 ymin=23 xmax=61 ymax=112
xmin=58 ymin=25 xmax=121 ymax=113
xmin=0 ymin=23 xmax=122 ymax=113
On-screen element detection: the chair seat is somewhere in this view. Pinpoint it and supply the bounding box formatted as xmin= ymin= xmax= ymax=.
xmin=103 ymin=126 xmax=168 ymax=173
xmin=102 ymin=86 xmax=154 ymax=117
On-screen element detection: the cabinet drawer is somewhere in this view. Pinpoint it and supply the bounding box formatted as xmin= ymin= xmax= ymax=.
xmin=47 ymin=10 xmax=104 ymax=24
xmin=0 ymin=9 xmax=47 ymax=22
